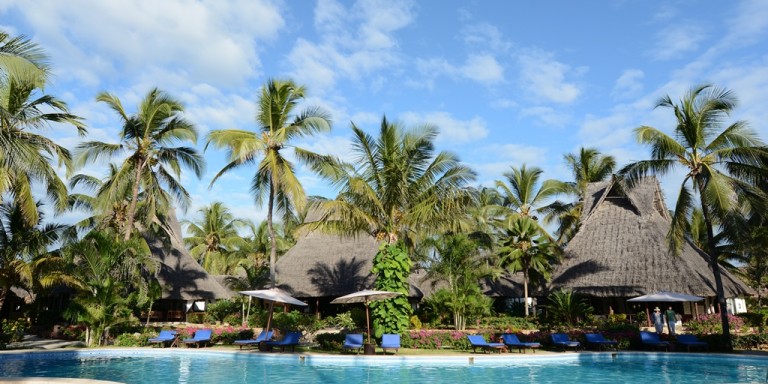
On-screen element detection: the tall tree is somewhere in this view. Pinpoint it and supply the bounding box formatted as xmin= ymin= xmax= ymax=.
xmin=496 ymin=164 xmax=558 ymax=220
xmin=182 ymin=202 xmax=247 ymax=273
xmin=0 ymin=31 xmax=49 ymax=89
xmin=496 ymin=216 xmax=558 ymax=317
xmin=543 ymin=148 xmax=616 ymax=244
xmin=619 ymin=84 xmax=768 ymax=350
xmin=310 ymin=116 xmax=476 ymax=246
xmin=206 ymin=79 xmax=331 ymax=288
xmin=75 ymin=88 xmax=203 ymax=241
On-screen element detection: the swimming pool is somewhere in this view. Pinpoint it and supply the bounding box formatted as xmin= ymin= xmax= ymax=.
xmin=1 ymin=350 xmax=766 ymax=383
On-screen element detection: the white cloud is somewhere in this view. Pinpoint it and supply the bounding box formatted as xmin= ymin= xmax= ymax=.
xmin=460 ymin=54 xmax=504 ymax=84
xmin=461 ymin=23 xmax=512 ymax=53
xmin=400 ymin=111 xmax=489 ymax=144
xmin=519 ymin=106 xmax=570 ymax=128
xmin=721 ymin=0 xmax=768 ymax=48
xmin=578 ymin=113 xmax=635 ymax=148
xmin=612 ymin=69 xmax=645 ymax=99
xmin=650 ymin=24 xmax=706 ymax=60
xmin=517 ymin=50 xmax=581 ymax=104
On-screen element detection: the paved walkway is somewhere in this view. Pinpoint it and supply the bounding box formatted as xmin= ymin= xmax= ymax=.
xmin=5 ymin=335 xmax=86 ymax=350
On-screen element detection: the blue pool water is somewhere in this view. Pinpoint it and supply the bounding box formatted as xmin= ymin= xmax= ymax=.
xmin=1 ymin=350 xmax=767 ymax=383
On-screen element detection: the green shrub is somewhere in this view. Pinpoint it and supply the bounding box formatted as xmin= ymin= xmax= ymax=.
xmin=213 ymin=328 xmax=253 ymax=345
xmin=187 ymin=313 xmax=206 ymax=324
xmin=113 ymin=333 xmax=146 ymax=347
xmin=206 ymin=300 xmax=241 ymax=323
xmin=687 ymin=314 xmax=746 ymax=335
xmin=272 ymin=310 xmax=319 ymax=333
xmin=321 ymin=312 xmax=356 ymax=330
xmin=403 ymin=330 xmax=471 ymax=350
xmin=1 ymin=319 xmax=28 ymax=344
xmin=410 ymin=315 xmax=422 ymax=330
xmin=739 ymin=311 xmax=768 ymax=328
xmin=479 ymin=315 xmax=538 ymax=333
xmin=223 ymin=313 xmax=243 ymax=326
xmin=315 ymin=332 xmax=347 ymax=350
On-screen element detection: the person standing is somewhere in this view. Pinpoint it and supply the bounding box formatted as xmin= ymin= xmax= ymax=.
xmin=652 ymin=307 xmax=664 ymax=334
xmin=665 ymin=306 xmax=678 ymax=336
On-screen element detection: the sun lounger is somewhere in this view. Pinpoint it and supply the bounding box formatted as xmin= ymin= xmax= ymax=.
xmin=675 ymin=334 xmax=708 ymax=352
xmin=640 ymin=331 xmax=670 ymax=351
xmin=265 ymin=331 xmax=302 ymax=352
xmin=342 ymin=333 xmax=364 ymax=353
xmin=148 ymin=330 xmax=177 ymax=348
xmin=584 ymin=333 xmax=618 ymax=351
xmin=551 ymin=333 xmax=581 ymax=351
xmin=381 ymin=334 xmax=400 ymax=354
xmin=233 ymin=330 xmax=273 ymax=350
xmin=466 ymin=335 xmax=507 ymax=353
xmin=183 ymin=329 xmax=212 ymax=348
xmin=501 ymin=333 xmax=541 ymax=353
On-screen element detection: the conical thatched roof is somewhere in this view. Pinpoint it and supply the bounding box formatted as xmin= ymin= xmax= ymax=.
xmin=550 ymin=176 xmax=752 ymax=298
xmin=145 ymin=210 xmax=231 ymax=301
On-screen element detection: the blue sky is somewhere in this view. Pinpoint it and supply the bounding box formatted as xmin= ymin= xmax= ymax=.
xmin=2 ymin=0 xmax=768 ymax=228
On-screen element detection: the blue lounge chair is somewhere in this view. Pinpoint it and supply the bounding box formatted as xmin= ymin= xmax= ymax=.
xmin=233 ymin=330 xmax=274 ymax=350
xmin=266 ymin=331 xmax=302 ymax=352
xmin=551 ymin=333 xmax=581 ymax=351
xmin=148 ymin=330 xmax=177 ymax=348
xmin=501 ymin=334 xmax=541 ymax=353
xmin=676 ymin=334 xmax=708 ymax=352
xmin=183 ymin=329 xmax=212 ymax=348
xmin=381 ymin=334 xmax=401 ymax=354
xmin=640 ymin=331 xmax=670 ymax=351
xmin=466 ymin=335 xmax=506 ymax=353
xmin=584 ymin=333 xmax=619 ymax=351
xmin=342 ymin=333 xmax=364 ymax=353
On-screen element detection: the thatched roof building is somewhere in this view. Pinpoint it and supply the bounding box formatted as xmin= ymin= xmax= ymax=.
xmin=145 ymin=210 xmax=231 ymax=301
xmin=550 ymin=176 xmax=752 ymax=298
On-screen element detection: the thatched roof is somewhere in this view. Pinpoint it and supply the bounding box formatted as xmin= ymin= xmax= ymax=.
xmin=145 ymin=210 xmax=231 ymax=301
xmin=550 ymin=176 xmax=753 ymax=298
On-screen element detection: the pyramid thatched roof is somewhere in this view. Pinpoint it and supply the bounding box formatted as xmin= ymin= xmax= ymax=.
xmin=145 ymin=210 xmax=231 ymax=301
xmin=550 ymin=176 xmax=752 ymax=298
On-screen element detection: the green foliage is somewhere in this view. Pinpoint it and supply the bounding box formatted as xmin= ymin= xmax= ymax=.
xmin=738 ymin=310 xmax=768 ymax=328
xmin=401 ymin=330 xmax=471 ymax=350
xmin=543 ymin=290 xmax=593 ymax=326
xmin=410 ymin=315 xmax=422 ymax=330
xmin=478 ymin=315 xmax=538 ymax=333
xmin=205 ymin=299 xmax=241 ymax=322
xmin=187 ymin=313 xmax=206 ymax=324
xmin=213 ymin=328 xmax=253 ymax=345
xmin=321 ymin=311 xmax=357 ymax=330
xmin=687 ymin=314 xmax=746 ymax=335
xmin=0 ymin=319 xmax=28 ymax=344
xmin=424 ymin=287 xmax=492 ymax=330
xmin=370 ymin=242 xmax=412 ymax=337
xmin=113 ymin=333 xmax=146 ymax=347
xmin=314 ymin=332 xmax=347 ymax=351
xmin=271 ymin=310 xmax=318 ymax=333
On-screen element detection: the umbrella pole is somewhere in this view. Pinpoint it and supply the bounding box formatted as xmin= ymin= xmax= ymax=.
xmin=245 ymin=296 xmax=252 ymax=327
xmin=365 ymin=302 xmax=371 ymax=345
xmin=265 ymin=301 xmax=275 ymax=335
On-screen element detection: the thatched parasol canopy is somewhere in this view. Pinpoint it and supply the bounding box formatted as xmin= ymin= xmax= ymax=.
xmin=550 ymin=176 xmax=752 ymax=298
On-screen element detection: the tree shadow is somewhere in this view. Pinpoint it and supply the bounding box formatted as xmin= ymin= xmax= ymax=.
xmin=307 ymin=257 xmax=372 ymax=297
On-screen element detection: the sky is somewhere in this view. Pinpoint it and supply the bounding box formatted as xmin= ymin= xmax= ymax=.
xmin=2 ymin=0 xmax=768 ymax=229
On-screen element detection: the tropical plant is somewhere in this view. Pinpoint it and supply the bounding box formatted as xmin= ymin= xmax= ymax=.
xmin=543 ymin=147 xmax=616 ymax=244
xmin=0 ymin=31 xmax=49 ymax=84
xmin=419 ymin=233 xmax=496 ymax=329
xmin=496 ymin=216 xmax=558 ymax=317
xmin=370 ymin=242 xmax=412 ymax=337
xmin=619 ymin=84 xmax=768 ymax=350
xmin=206 ymin=78 xmax=331 ymax=287
xmin=74 ymin=88 xmax=203 ymax=241
xmin=544 ymin=289 xmax=593 ymax=326
xmin=0 ymin=201 xmax=69 ymax=318
xmin=310 ymin=116 xmax=476 ymax=247
xmin=495 ymin=164 xmax=559 ymax=219
xmin=61 ymin=230 xmax=154 ymax=346
xmin=182 ymin=202 xmax=247 ymax=273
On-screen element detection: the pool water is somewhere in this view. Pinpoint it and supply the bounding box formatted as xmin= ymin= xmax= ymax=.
xmin=1 ymin=350 xmax=766 ymax=383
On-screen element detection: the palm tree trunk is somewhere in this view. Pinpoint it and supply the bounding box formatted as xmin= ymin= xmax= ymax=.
xmin=523 ymin=269 xmax=529 ymax=317
xmin=267 ymin=183 xmax=276 ymax=289
xmin=698 ymin=182 xmax=732 ymax=351
xmin=124 ymin=160 xmax=145 ymax=241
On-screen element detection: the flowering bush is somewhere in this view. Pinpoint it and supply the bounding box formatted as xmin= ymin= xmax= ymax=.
xmin=687 ymin=314 xmax=746 ymax=335
xmin=401 ymin=330 xmax=471 ymax=350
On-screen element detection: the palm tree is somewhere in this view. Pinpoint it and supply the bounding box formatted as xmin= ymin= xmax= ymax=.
xmin=0 ymin=75 xmax=85 ymax=226
xmin=496 ymin=164 xmax=559 ymax=220
xmin=620 ymin=84 xmax=768 ymax=350
xmin=543 ymin=148 xmax=615 ymax=244
xmin=206 ymin=79 xmax=331 ymax=288
xmin=74 ymin=88 xmax=204 ymax=241
xmin=496 ymin=216 xmax=558 ymax=317
xmin=311 ymin=116 xmax=476 ymax=246
xmin=0 ymin=31 xmax=49 ymax=88
xmin=0 ymin=201 xmax=68 ymax=318
xmin=182 ymin=202 xmax=247 ymax=273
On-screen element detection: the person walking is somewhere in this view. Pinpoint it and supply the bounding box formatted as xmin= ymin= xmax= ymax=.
xmin=665 ymin=306 xmax=678 ymax=336
xmin=652 ymin=307 xmax=664 ymax=334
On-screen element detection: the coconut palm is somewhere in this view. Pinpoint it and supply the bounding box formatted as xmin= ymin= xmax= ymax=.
xmin=543 ymin=148 xmax=616 ymax=244
xmin=619 ymin=84 xmax=768 ymax=350
xmin=0 ymin=201 xmax=69 ymax=318
xmin=496 ymin=216 xmax=558 ymax=317
xmin=496 ymin=164 xmax=559 ymax=220
xmin=0 ymin=31 xmax=48 ymax=88
xmin=310 ymin=116 xmax=476 ymax=246
xmin=182 ymin=202 xmax=247 ymax=273
xmin=206 ymin=78 xmax=331 ymax=288
xmin=74 ymin=88 xmax=203 ymax=241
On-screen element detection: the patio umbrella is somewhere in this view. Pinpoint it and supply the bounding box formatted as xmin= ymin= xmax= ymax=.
xmin=331 ymin=290 xmax=402 ymax=345
xmin=240 ymin=288 xmax=307 ymax=336
xmin=627 ymin=291 xmax=703 ymax=326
